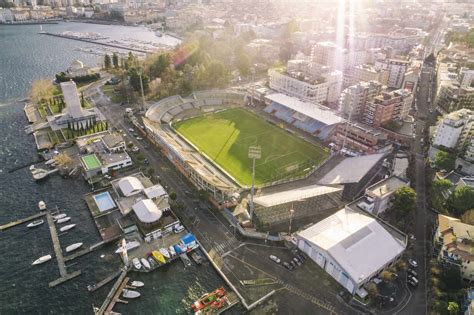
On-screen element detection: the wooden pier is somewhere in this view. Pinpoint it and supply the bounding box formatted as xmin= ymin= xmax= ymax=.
xmin=96 ymin=269 xmax=129 ymax=315
xmin=0 ymin=212 xmax=46 ymax=231
xmin=46 ymin=211 xmax=82 ymax=287
xmin=87 ymin=270 xmax=122 ymax=293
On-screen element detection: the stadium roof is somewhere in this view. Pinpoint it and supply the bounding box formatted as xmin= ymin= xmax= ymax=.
xmin=132 ymin=199 xmax=163 ymax=224
xmin=265 ymin=93 xmax=345 ymax=126
xmin=118 ymin=176 xmax=144 ymax=197
xmin=318 ymin=154 xmax=385 ymax=185
xmin=297 ymin=207 xmax=406 ymax=285
xmin=254 ymin=184 xmax=342 ymax=207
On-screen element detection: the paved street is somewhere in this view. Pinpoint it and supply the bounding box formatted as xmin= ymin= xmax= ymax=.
xmin=90 ymin=94 xmax=364 ymax=314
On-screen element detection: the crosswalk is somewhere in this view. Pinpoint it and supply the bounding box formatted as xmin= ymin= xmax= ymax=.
xmin=213 ymin=237 xmax=240 ymax=256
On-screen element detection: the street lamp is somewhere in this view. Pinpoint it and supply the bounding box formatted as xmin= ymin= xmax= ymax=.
xmin=288 ymin=207 xmax=295 ymax=236
xmin=137 ymin=68 xmax=146 ymax=111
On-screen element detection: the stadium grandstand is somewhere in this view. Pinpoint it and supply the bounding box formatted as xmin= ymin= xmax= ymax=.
xmin=144 ymin=91 xmax=247 ymax=201
xmin=264 ymin=93 xmax=345 ymax=140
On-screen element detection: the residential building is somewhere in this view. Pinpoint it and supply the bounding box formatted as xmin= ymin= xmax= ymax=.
xmin=344 ymin=64 xmax=386 ymax=88
xmin=436 ymin=83 xmax=474 ymax=114
xmin=432 ymin=109 xmax=473 ymax=150
xmin=268 ymin=68 xmax=342 ymax=104
xmin=295 ymin=207 xmax=406 ymax=296
xmin=460 ymin=68 xmax=474 ymax=88
xmin=311 ymin=41 xmax=366 ymax=70
xmin=374 ymin=59 xmax=409 ymax=89
xmin=362 ymin=89 xmax=413 ymax=127
xmin=333 ymin=121 xmax=391 ymax=156
xmin=355 ymin=176 xmax=410 ymax=215
xmin=0 ymin=9 xmax=14 ymax=23
xmin=434 ymin=214 xmax=474 ymax=282
xmin=102 ymin=133 xmax=126 ymax=153
xmin=338 ymin=81 xmax=383 ymax=120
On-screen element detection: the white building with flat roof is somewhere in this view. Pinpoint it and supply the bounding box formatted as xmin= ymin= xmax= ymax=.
xmin=296 ymin=207 xmax=406 ymax=296
xmin=432 ymin=109 xmax=473 ymax=150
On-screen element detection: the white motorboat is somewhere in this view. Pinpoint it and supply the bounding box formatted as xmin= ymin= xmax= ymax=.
xmin=29 ymin=165 xmax=35 ymax=170
xmin=159 ymin=248 xmax=170 ymax=259
xmin=132 ymin=257 xmax=142 ymax=270
xmin=168 ymin=246 xmax=176 ymax=257
xmin=147 ymin=257 xmax=156 ymax=267
xmin=38 ymin=201 xmax=46 ymax=211
xmin=131 ymin=280 xmax=144 ymax=287
xmin=27 ymin=219 xmax=44 ymax=228
xmin=53 ymin=213 xmax=67 ymax=220
xmin=122 ymin=289 xmax=141 ymax=299
xmin=59 ymin=224 xmax=76 ymax=232
xmin=140 ymin=258 xmax=150 ymax=270
xmin=32 ymin=254 xmax=52 ymax=265
xmin=115 ymin=240 xmax=141 ymax=254
xmin=56 ymin=217 xmax=71 ymax=224
xmin=65 ymin=242 xmax=83 ymax=253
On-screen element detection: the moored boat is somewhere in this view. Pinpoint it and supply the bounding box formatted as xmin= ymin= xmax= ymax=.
xmin=53 ymin=213 xmax=67 ymax=220
xmin=151 ymin=250 xmax=166 ymax=264
xmin=56 ymin=217 xmax=71 ymax=224
xmin=147 ymin=257 xmax=156 ymax=267
xmin=115 ymin=240 xmax=141 ymax=254
xmin=168 ymin=246 xmax=176 ymax=257
xmin=132 ymin=257 xmax=142 ymax=270
xmin=38 ymin=200 xmax=46 ymax=211
xmin=59 ymin=224 xmax=76 ymax=232
xmin=191 ymin=251 xmax=204 ymax=265
xmin=131 ymin=280 xmax=144 ymax=287
xmin=159 ymin=248 xmax=170 ymax=259
xmin=32 ymin=254 xmax=52 ymax=265
xmin=191 ymin=287 xmax=226 ymax=312
xmin=140 ymin=258 xmax=151 ymax=270
xmin=65 ymin=242 xmax=83 ymax=253
xmin=27 ymin=219 xmax=44 ymax=228
xmin=122 ymin=289 xmax=141 ymax=299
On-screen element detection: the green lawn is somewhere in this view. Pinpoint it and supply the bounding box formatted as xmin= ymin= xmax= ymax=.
xmin=173 ymin=108 xmax=329 ymax=186
xmin=82 ymin=154 xmax=102 ymax=170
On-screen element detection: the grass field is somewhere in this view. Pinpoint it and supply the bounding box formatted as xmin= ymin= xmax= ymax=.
xmin=173 ymin=108 xmax=329 ymax=186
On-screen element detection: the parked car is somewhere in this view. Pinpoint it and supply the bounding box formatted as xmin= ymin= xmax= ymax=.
xmin=407 ymin=269 xmax=418 ymax=277
xmin=131 ymin=146 xmax=139 ymax=152
xmin=408 ymin=258 xmax=418 ymax=268
xmin=293 ymin=257 xmax=302 ymax=266
xmin=173 ymin=224 xmax=184 ymax=233
xmin=297 ymin=254 xmax=306 ymax=262
xmin=144 ymin=158 xmax=149 ymax=165
xmin=373 ymin=278 xmax=383 ymax=284
xmin=290 ymin=260 xmax=298 ymax=268
xmin=269 ymin=255 xmax=281 ymax=264
xmin=407 ymin=275 xmax=419 ymax=285
xmin=136 ymin=137 xmax=143 ymax=141
xmin=407 ymin=279 xmax=418 ymax=287
xmin=128 ymin=128 xmax=134 ymax=132
xmin=282 ymin=262 xmax=293 ymax=271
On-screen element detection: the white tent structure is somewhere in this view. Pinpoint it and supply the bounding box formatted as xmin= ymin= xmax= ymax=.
xmin=118 ymin=176 xmax=144 ymax=197
xmin=132 ymin=199 xmax=163 ymax=224
xmin=295 ymin=207 xmax=406 ymax=295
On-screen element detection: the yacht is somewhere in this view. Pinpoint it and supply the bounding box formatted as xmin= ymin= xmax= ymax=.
xmin=65 ymin=242 xmax=83 ymax=253
xmin=32 ymin=254 xmax=52 ymax=265
xmin=56 ymin=217 xmax=71 ymax=224
xmin=122 ymin=289 xmax=140 ymax=299
xmin=59 ymin=224 xmax=76 ymax=232
xmin=132 ymin=257 xmax=142 ymax=270
xmin=27 ymin=219 xmax=44 ymax=228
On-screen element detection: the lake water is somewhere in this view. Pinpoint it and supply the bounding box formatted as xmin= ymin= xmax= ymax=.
xmin=0 ymin=22 xmax=225 ymax=314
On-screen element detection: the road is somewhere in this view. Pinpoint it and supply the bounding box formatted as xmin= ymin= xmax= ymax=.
xmin=90 ymin=92 xmax=362 ymax=314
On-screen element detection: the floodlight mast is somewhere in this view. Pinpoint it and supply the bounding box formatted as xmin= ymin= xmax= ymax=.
xmin=248 ymin=145 xmax=261 ymax=225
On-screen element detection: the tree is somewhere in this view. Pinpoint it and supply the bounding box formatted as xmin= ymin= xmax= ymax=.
xmin=104 ymin=54 xmax=112 ymax=69
xmin=129 ymin=68 xmax=149 ymax=93
xmin=431 ymin=179 xmax=453 ymax=211
xmin=447 ymin=186 xmax=474 ymax=216
xmin=236 ymin=52 xmax=251 ymax=77
xmin=148 ymin=53 xmax=171 ymax=79
xmin=112 ymin=53 xmax=119 ymax=68
xmin=391 ymin=186 xmax=416 ymax=217
xmin=434 ymin=150 xmax=456 ymax=171
xmin=29 ymin=79 xmax=55 ymax=104
xmin=169 ymin=192 xmax=177 ymax=201
xmin=447 ymin=302 xmax=459 ymax=314
xmin=365 ymin=282 xmax=379 ymax=299
xmin=380 ymin=271 xmax=393 ymax=282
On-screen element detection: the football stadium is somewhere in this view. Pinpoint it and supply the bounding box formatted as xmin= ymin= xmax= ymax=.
xmin=144 ymin=91 xmax=384 ymax=231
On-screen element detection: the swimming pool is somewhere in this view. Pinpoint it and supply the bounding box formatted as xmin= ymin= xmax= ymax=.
xmin=93 ymin=192 xmax=116 ymax=212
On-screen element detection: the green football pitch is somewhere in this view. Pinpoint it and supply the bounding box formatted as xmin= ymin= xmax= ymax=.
xmin=173 ymin=108 xmax=329 ymax=187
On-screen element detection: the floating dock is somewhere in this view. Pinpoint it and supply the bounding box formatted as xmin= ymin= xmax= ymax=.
xmin=87 ymin=270 xmax=122 ymax=293
xmin=46 ymin=211 xmax=82 ymax=287
xmin=0 ymin=212 xmax=46 ymax=231
xmin=96 ymin=269 xmax=129 ymax=315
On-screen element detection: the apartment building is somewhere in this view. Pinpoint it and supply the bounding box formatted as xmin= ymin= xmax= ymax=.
xmin=333 ymin=121 xmax=391 ymax=155
xmin=374 ymin=59 xmax=410 ymax=89
xmin=338 ymin=81 xmax=383 ymax=120
xmin=432 ymin=109 xmax=474 ymax=150
xmin=311 ymin=41 xmax=366 ymax=71
xmin=362 ymin=89 xmax=413 ymax=127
